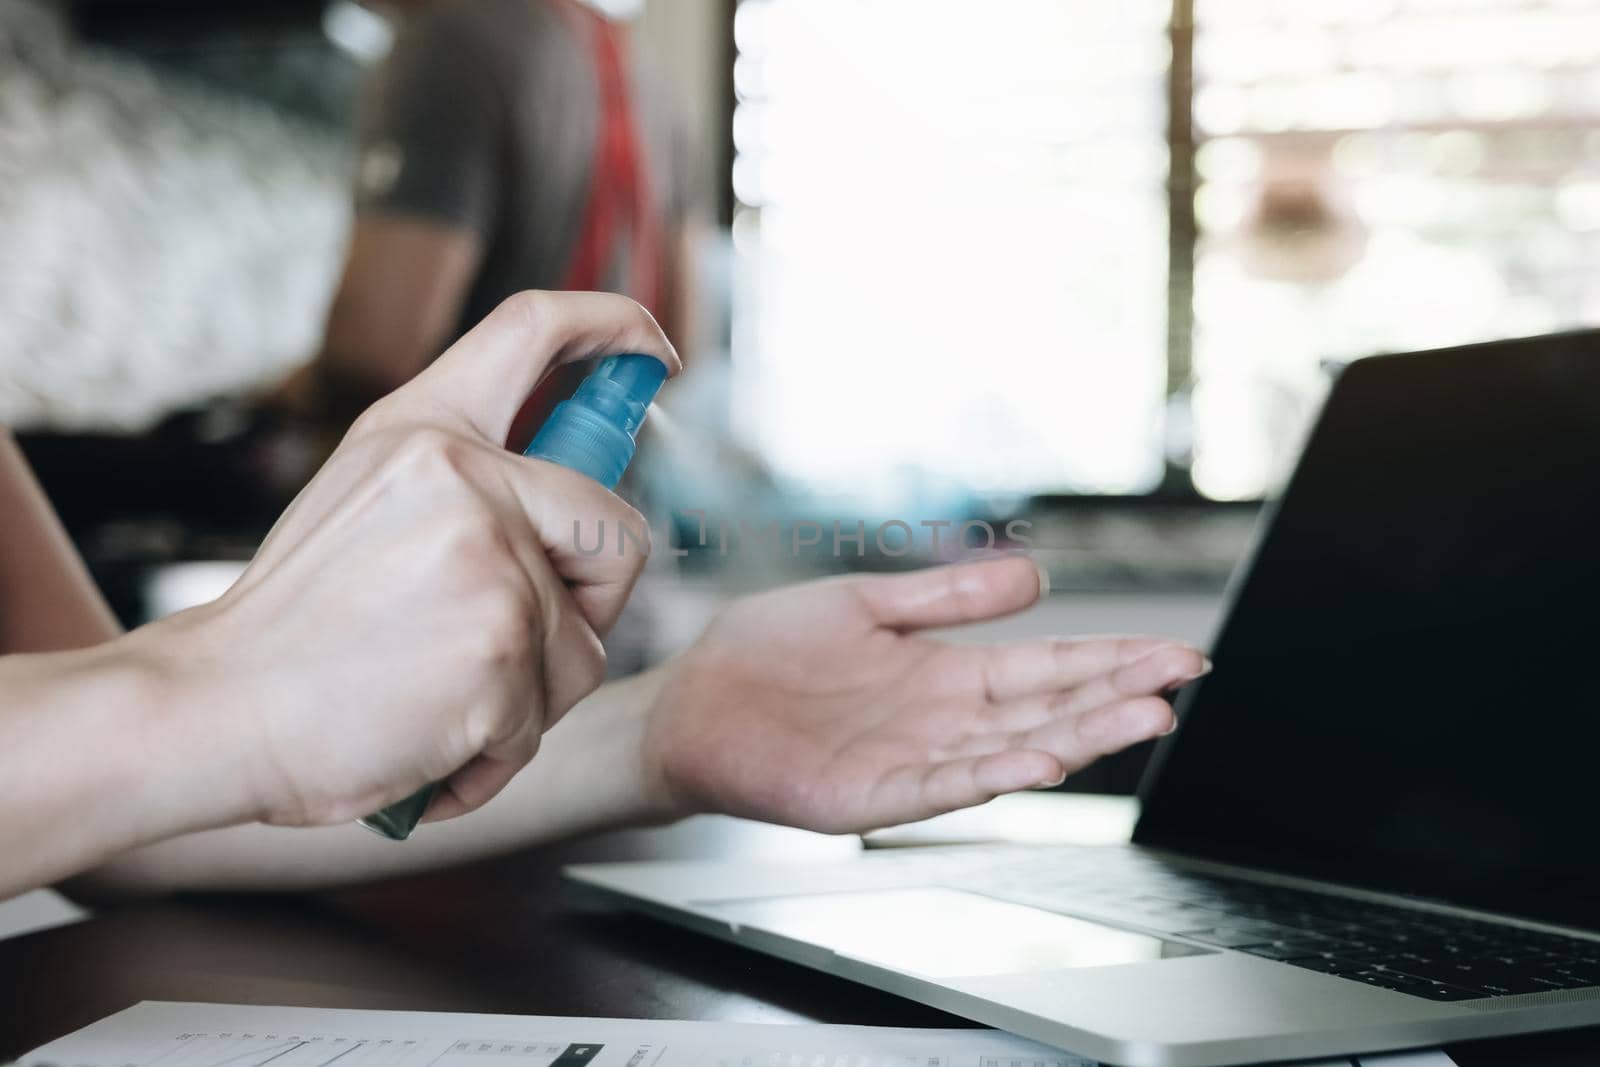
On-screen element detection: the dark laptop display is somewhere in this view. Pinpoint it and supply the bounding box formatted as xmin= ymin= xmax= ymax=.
xmin=1138 ymin=331 xmax=1600 ymax=934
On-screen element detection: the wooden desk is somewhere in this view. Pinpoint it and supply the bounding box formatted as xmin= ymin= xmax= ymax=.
xmin=4 ymin=817 xmax=1598 ymax=1067
xmin=1 ymin=820 xmax=957 ymax=1059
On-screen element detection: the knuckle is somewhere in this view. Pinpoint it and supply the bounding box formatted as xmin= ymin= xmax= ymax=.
xmin=442 ymin=507 xmax=512 ymax=561
xmin=469 ymin=591 xmax=537 ymax=670
xmin=510 ymin=732 xmax=543 ymax=767
xmin=1050 ymin=637 xmax=1082 ymax=666
xmin=574 ymin=630 xmax=608 ymax=692
xmin=590 ymin=290 xmax=648 ymax=321
xmin=389 ymin=426 xmax=465 ymax=479
xmin=495 ymin=290 xmax=550 ymax=331
xmin=444 ymin=767 xmax=497 ymax=813
xmin=629 ymin=297 xmax=669 ymax=340
xmin=346 ymin=404 xmax=393 ymax=439
xmin=548 ymin=626 xmax=607 ymax=710
xmin=617 ymin=293 xmax=655 ymax=325
xmin=458 ymin=706 xmax=502 ymax=760
xmin=598 ymin=293 xmax=673 ymax=356
xmin=942 ymin=572 xmax=985 ymax=617
xmin=265 ymin=790 xmax=350 ymax=829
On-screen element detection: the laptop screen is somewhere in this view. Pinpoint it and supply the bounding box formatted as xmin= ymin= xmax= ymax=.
xmin=1135 ymin=332 xmax=1600 ymax=932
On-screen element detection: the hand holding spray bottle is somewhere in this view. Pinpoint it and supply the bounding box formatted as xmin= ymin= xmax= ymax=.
xmin=360 ymin=353 xmax=670 ymax=841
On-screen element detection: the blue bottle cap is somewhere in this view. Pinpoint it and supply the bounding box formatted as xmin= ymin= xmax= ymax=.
xmin=522 ymin=354 xmax=669 ymax=490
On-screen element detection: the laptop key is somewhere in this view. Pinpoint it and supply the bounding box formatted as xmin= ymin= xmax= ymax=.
xmin=1469 ymin=968 xmax=1582 ymax=996
xmin=1295 ymin=962 xmax=1485 ymax=1000
xmin=1240 ymin=941 xmax=1328 ymax=961
xmin=1286 ymin=955 xmax=1369 ymax=975
xmin=1396 ymin=980 xmax=1487 ymax=1002
xmin=1349 ymin=969 xmax=1433 ymax=992
xmin=1121 ymin=910 xmax=1232 ymax=934
xmin=1380 ymin=958 xmax=1500 ymax=989
xmin=1545 ymin=974 xmax=1600 ymax=990
xmin=1178 ymin=927 xmax=1280 ymax=948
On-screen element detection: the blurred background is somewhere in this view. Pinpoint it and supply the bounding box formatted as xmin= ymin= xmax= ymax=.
xmin=6 ymin=0 xmax=1600 ymax=791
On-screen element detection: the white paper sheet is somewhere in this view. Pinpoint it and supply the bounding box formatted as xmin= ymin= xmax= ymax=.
xmin=17 ymin=1001 xmax=1451 ymax=1067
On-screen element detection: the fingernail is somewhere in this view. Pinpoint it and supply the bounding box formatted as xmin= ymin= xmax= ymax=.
xmin=1172 ymin=654 xmax=1214 ymax=683
xmin=1159 ymin=714 xmax=1180 ymax=737
xmin=1036 ymin=770 xmax=1068 ymax=789
xmin=1035 ymin=562 xmax=1051 ymax=600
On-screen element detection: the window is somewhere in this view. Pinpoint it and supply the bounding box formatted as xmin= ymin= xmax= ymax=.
xmin=1191 ymin=0 xmax=1600 ymax=498
xmin=730 ymin=0 xmax=1173 ymax=506
xmin=731 ymin=0 xmax=1600 ymax=504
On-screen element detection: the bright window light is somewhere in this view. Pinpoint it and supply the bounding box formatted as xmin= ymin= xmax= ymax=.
xmin=1191 ymin=0 xmax=1600 ymax=500
xmin=731 ymin=0 xmax=1172 ymax=506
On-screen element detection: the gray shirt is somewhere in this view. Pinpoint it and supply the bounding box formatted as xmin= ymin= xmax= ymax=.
xmin=354 ymin=0 xmax=697 ymax=337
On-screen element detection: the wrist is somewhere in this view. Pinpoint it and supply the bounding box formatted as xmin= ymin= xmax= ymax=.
xmin=606 ymin=661 xmax=700 ymax=826
xmin=117 ymin=604 xmax=273 ymax=832
xmin=636 ymin=652 xmax=712 ymax=825
xmin=504 ymin=662 xmax=693 ymax=840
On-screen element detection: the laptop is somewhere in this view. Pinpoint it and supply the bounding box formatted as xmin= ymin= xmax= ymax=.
xmin=568 ymin=332 xmax=1600 ymax=1067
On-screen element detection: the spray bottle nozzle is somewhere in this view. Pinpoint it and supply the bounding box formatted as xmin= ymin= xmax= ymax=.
xmin=569 ymin=354 xmax=668 ymax=435
xmin=522 ymin=353 xmax=669 ymax=490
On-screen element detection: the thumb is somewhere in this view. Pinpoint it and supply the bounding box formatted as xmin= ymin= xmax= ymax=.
xmin=389 ymin=290 xmax=681 ymax=444
xmin=850 ymin=556 xmax=1047 ymax=632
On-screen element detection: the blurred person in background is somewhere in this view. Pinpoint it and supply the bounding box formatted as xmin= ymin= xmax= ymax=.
xmin=10 ymin=0 xmax=713 ymax=638
xmin=260 ymin=0 xmax=716 ymax=676
xmin=277 ymin=0 xmax=706 ymax=448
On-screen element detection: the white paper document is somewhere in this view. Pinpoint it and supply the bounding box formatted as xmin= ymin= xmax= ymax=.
xmin=17 ymin=1002 xmax=1454 ymax=1067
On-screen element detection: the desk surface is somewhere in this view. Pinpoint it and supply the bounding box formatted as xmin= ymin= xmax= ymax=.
xmin=5 ymin=818 xmax=1599 ymax=1067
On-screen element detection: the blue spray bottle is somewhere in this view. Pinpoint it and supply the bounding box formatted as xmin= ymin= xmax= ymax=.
xmin=359 ymin=353 xmax=670 ymax=841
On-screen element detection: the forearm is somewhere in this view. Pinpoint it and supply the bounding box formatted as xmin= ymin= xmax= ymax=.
xmin=0 ymin=636 xmax=250 ymax=899
xmin=68 ymin=663 xmax=685 ymax=897
xmin=0 ymin=430 xmax=121 ymax=654
xmin=302 ymin=215 xmax=483 ymax=412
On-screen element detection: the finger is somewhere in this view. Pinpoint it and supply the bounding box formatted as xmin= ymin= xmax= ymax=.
xmin=849 ymin=556 xmax=1045 ymax=633
xmin=426 ymin=752 xmax=526 ymax=822
xmin=390 ymin=290 xmax=681 ymax=444
xmin=863 ymin=750 xmax=1067 ymax=828
xmin=942 ymin=645 xmax=1203 ymax=757
xmin=531 ymin=574 xmax=610 ymax=728
xmin=497 ymin=455 xmax=653 ymax=635
xmin=1048 ymin=644 xmax=1210 ymax=718
xmin=422 ymin=593 xmax=605 ymax=824
xmin=971 ymin=646 xmax=1204 ymax=737
xmin=1020 ymin=695 xmax=1178 ymax=774
xmin=473 ymin=538 xmax=608 ymax=732
xmin=976 ymin=635 xmax=1197 ymax=705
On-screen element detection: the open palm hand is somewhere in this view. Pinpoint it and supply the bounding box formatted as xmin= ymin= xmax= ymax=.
xmin=646 ymin=557 xmax=1208 ymax=834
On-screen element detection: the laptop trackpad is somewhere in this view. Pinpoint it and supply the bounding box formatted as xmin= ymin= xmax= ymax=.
xmin=699 ymin=887 xmax=1210 ymax=978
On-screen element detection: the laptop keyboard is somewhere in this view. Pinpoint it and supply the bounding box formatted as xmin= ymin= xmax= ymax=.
xmin=961 ymin=849 xmax=1600 ymax=1002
